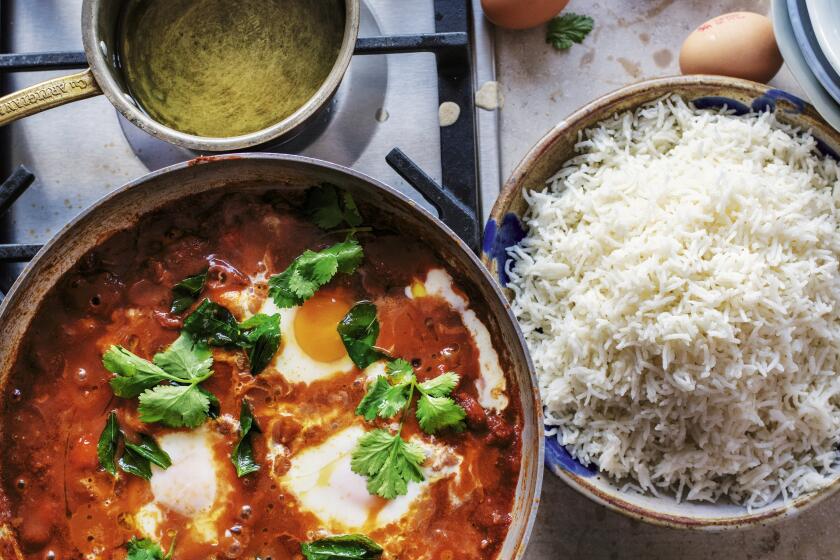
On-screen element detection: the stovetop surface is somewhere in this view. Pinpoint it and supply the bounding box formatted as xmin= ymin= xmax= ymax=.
xmin=0 ymin=0 xmax=500 ymax=290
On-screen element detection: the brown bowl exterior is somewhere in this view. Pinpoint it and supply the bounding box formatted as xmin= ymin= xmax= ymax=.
xmin=0 ymin=155 xmax=543 ymax=556
xmin=481 ymin=75 xmax=840 ymax=529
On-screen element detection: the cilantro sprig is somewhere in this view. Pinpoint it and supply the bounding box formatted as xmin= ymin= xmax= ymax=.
xmin=351 ymin=358 xmax=466 ymax=499
xmin=102 ymin=332 xmax=218 ymax=428
xmin=305 ymin=184 xmax=363 ymax=230
xmin=183 ymin=299 xmax=281 ymax=375
xmin=97 ymin=412 xmax=171 ymax=480
xmin=231 ymin=400 xmax=261 ymax=477
xmin=301 ymin=534 xmax=383 ymax=560
xmin=546 ymin=12 xmax=594 ymax=51
xmin=126 ymin=536 xmax=175 ymax=560
xmin=268 ymin=239 xmax=363 ymax=309
xmin=170 ymin=270 xmax=207 ymax=314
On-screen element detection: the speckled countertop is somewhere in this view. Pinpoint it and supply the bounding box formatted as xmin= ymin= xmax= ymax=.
xmin=493 ymin=1 xmax=837 ymax=559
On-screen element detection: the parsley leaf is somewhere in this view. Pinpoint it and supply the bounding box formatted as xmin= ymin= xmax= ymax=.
xmin=355 ymin=376 xmax=390 ymax=421
xmin=97 ymin=411 xmax=119 ymax=476
xmin=338 ymin=301 xmax=386 ymax=369
xmin=239 ymin=313 xmax=281 ymax=374
xmin=124 ymin=434 xmax=172 ymax=469
xmin=351 ymin=429 xmax=426 ymax=499
xmin=138 ymin=384 xmax=210 ymax=429
xmin=152 ymin=332 xmax=213 ymax=382
xmin=305 ymin=184 xmax=364 ymax=230
xmin=170 ymin=270 xmax=207 ymax=314
xmin=126 ymin=536 xmax=174 ymax=560
xmin=268 ymin=240 xmax=363 ymax=308
xmin=301 ymin=534 xmax=383 ymax=560
xmin=546 ymin=12 xmax=594 ymax=51
xmin=231 ymin=400 xmax=261 ymax=477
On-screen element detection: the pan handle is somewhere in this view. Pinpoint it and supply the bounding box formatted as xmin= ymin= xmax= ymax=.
xmin=0 ymin=68 xmax=102 ymax=128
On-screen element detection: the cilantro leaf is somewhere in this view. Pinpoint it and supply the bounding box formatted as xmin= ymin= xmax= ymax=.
xmin=103 ymin=346 xmax=173 ymax=398
xmin=170 ymin=270 xmax=207 ymax=314
xmin=546 ymin=12 xmax=594 ymax=51
xmin=338 ymin=301 xmax=385 ymax=369
xmin=269 ymin=240 xmax=363 ymax=308
xmin=385 ymin=358 xmax=414 ymax=384
xmin=138 ymin=384 xmax=211 ymax=428
xmin=301 ymin=534 xmax=383 ymax=560
xmin=351 ymin=429 xmax=425 ymax=499
xmin=355 ymin=376 xmax=391 ymax=421
xmin=152 ymin=332 xmax=212 ymax=382
xmin=305 ymin=184 xmax=363 ymax=230
xmin=418 ymin=371 xmax=460 ymax=397
xmin=416 ymin=394 xmax=466 ymax=434
xmin=97 ymin=411 xmax=119 ymax=476
xmin=231 ymin=400 xmax=261 ymax=477
xmin=239 ymin=313 xmax=281 ymax=374
xmin=124 ymin=434 xmax=172 ymax=469
xmin=126 ymin=536 xmax=173 ymax=560
xmin=183 ymin=299 xmax=242 ymax=346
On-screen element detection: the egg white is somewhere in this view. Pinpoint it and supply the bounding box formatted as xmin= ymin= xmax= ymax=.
xmin=280 ymin=425 xmax=462 ymax=533
xmin=408 ymin=268 xmax=509 ymax=411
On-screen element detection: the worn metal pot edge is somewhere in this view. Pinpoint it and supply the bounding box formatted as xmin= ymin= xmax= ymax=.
xmin=0 ymin=154 xmax=543 ymax=557
xmin=82 ymin=0 xmax=361 ymax=152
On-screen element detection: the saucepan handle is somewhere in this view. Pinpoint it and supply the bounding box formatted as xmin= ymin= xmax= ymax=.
xmin=0 ymin=68 xmax=102 ymax=127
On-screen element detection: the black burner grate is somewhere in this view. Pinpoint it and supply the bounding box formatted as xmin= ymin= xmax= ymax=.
xmin=0 ymin=0 xmax=482 ymax=300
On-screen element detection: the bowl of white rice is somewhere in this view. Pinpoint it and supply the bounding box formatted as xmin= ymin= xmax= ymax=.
xmin=483 ymin=75 xmax=840 ymax=529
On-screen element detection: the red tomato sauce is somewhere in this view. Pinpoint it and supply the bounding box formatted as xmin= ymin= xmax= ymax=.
xmin=0 ymin=192 xmax=523 ymax=559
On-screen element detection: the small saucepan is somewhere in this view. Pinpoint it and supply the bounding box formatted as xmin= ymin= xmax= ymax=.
xmin=0 ymin=0 xmax=360 ymax=151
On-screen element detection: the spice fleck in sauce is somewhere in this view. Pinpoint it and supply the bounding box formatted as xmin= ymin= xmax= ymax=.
xmin=0 ymin=192 xmax=522 ymax=559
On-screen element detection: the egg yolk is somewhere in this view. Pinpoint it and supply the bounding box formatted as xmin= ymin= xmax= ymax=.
xmin=294 ymin=290 xmax=354 ymax=362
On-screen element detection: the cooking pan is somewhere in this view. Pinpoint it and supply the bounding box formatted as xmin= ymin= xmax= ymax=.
xmin=0 ymin=154 xmax=543 ymax=559
xmin=0 ymin=0 xmax=360 ymax=151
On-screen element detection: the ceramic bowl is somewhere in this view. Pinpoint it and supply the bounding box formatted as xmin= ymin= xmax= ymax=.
xmin=482 ymin=75 xmax=840 ymax=529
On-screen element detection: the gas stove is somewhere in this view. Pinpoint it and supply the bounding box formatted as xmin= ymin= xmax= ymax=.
xmin=0 ymin=0 xmax=501 ymax=297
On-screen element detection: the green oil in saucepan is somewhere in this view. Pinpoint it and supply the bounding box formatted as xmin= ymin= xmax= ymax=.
xmin=117 ymin=0 xmax=345 ymax=138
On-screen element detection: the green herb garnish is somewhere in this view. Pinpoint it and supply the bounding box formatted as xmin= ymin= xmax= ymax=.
xmin=301 ymin=534 xmax=383 ymax=560
xmin=305 ymin=184 xmax=363 ymax=230
xmin=351 ymin=358 xmax=466 ymax=499
xmin=97 ymin=412 xmax=171 ymax=481
xmin=337 ymin=301 xmax=387 ymax=369
xmin=231 ymin=400 xmax=261 ymax=477
xmin=170 ymin=270 xmax=208 ymax=314
xmin=183 ymin=299 xmax=281 ymax=374
xmin=96 ymin=411 xmax=120 ymax=476
xmin=268 ymin=239 xmax=363 ymax=309
xmin=126 ymin=536 xmax=174 ymax=560
xmin=546 ymin=12 xmax=594 ymax=51
xmin=102 ymin=332 xmax=218 ymax=428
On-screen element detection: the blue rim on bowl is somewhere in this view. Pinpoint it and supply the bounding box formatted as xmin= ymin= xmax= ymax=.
xmin=787 ymin=0 xmax=840 ymax=103
xmin=773 ymin=0 xmax=840 ymax=130
xmin=482 ymin=75 xmax=840 ymax=529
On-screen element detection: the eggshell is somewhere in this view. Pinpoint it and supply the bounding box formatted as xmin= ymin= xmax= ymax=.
xmin=480 ymin=0 xmax=570 ymax=30
xmin=680 ymin=12 xmax=783 ymax=83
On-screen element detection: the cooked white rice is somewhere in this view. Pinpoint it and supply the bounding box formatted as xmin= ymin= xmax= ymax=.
xmin=506 ymin=95 xmax=840 ymax=508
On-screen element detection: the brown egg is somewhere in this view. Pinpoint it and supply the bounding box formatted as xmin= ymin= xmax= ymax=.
xmin=480 ymin=0 xmax=570 ymax=30
xmin=680 ymin=12 xmax=783 ymax=83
